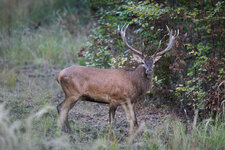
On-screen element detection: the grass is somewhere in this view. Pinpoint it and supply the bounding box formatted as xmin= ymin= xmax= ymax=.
xmin=0 ymin=0 xmax=89 ymax=66
xmin=0 ymin=104 xmax=72 ymax=150
xmin=0 ymin=0 xmax=90 ymax=29
xmin=1 ymin=98 xmax=225 ymax=150
xmin=0 ymin=68 xmax=17 ymax=88
xmin=0 ymin=25 xmax=86 ymax=66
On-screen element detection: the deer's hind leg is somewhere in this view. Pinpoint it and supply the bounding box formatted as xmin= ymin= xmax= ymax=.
xmin=57 ymin=95 xmax=80 ymax=133
xmin=109 ymin=101 xmax=118 ymax=125
xmin=109 ymin=105 xmax=117 ymax=124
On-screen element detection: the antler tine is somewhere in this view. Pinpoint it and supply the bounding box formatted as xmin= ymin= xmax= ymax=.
xmin=124 ymin=23 xmax=129 ymax=32
xmin=176 ymin=29 xmax=179 ymax=38
xmin=120 ymin=23 xmax=143 ymax=56
xmin=141 ymin=42 xmax=145 ymax=53
xmin=157 ymin=40 xmax=162 ymax=51
xmin=121 ymin=23 xmax=129 ymax=43
xmin=166 ymin=25 xmax=170 ymax=33
xmin=154 ymin=25 xmax=179 ymax=57
xmin=153 ymin=39 xmax=162 ymax=56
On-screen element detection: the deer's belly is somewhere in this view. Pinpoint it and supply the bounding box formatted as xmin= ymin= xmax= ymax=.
xmin=82 ymin=93 xmax=110 ymax=104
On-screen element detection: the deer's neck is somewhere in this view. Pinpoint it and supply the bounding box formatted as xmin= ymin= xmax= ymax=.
xmin=131 ymin=65 xmax=153 ymax=95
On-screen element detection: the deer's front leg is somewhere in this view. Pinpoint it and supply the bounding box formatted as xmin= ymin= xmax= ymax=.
xmin=123 ymin=102 xmax=139 ymax=131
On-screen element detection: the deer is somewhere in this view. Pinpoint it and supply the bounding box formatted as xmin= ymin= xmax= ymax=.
xmin=56 ymin=24 xmax=179 ymax=133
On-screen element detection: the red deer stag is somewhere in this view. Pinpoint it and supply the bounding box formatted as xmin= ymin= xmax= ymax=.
xmin=56 ymin=24 xmax=179 ymax=133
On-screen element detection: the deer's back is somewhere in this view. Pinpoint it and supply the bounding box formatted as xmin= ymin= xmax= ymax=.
xmin=57 ymin=66 xmax=136 ymax=102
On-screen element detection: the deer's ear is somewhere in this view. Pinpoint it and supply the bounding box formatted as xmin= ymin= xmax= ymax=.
xmin=153 ymin=55 xmax=162 ymax=63
xmin=132 ymin=53 xmax=144 ymax=63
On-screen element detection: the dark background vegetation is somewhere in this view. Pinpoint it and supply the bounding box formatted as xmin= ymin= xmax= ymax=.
xmin=0 ymin=0 xmax=224 ymax=149
xmin=83 ymin=0 xmax=224 ymax=118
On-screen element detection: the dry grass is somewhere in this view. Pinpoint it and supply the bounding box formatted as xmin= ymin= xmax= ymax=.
xmin=0 ymin=104 xmax=72 ymax=150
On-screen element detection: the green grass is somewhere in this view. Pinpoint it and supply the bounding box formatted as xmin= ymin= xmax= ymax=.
xmin=140 ymin=117 xmax=225 ymax=150
xmin=0 ymin=25 xmax=86 ymax=66
xmin=0 ymin=0 xmax=90 ymax=29
xmin=0 ymin=68 xmax=17 ymax=88
xmin=0 ymin=0 xmax=89 ymax=66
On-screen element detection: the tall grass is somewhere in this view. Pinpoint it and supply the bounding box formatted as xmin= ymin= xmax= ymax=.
xmin=0 ymin=25 xmax=86 ymax=65
xmin=0 ymin=0 xmax=90 ymax=29
xmin=0 ymin=0 xmax=89 ymax=66
xmin=0 ymin=104 xmax=224 ymax=150
xmin=0 ymin=104 xmax=72 ymax=150
xmin=140 ymin=116 xmax=225 ymax=150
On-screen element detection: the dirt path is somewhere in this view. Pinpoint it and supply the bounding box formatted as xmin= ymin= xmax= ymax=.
xmin=68 ymin=100 xmax=166 ymax=130
xmin=54 ymin=75 xmax=168 ymax=141
xmin=56 ymin=96 xmax=168 ymax=142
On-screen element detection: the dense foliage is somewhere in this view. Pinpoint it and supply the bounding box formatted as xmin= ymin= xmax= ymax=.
xmin=81 ymin=0 xmax=225 ymax=117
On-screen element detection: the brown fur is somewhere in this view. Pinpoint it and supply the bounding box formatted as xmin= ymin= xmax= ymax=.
xmin=57 ymin=65 xmax=153 ymax=133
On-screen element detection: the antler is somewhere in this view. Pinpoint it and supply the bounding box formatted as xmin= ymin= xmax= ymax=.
xmin=120 ymin=24 xmax=143 ymax=56
xmin=154 ymin=25 xmax=179 ymax=57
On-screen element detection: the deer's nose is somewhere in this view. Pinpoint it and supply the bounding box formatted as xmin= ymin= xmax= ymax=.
xmin=146 ymin=69 xmax=152 ymax=74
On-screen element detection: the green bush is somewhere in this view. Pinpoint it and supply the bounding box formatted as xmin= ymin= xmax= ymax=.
xmin=84 ymin=0 xmax=225 ymax=116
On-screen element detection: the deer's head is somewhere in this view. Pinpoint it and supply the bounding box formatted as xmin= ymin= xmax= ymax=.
xmin=120 ymin=24 xmax=179 ymax=78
